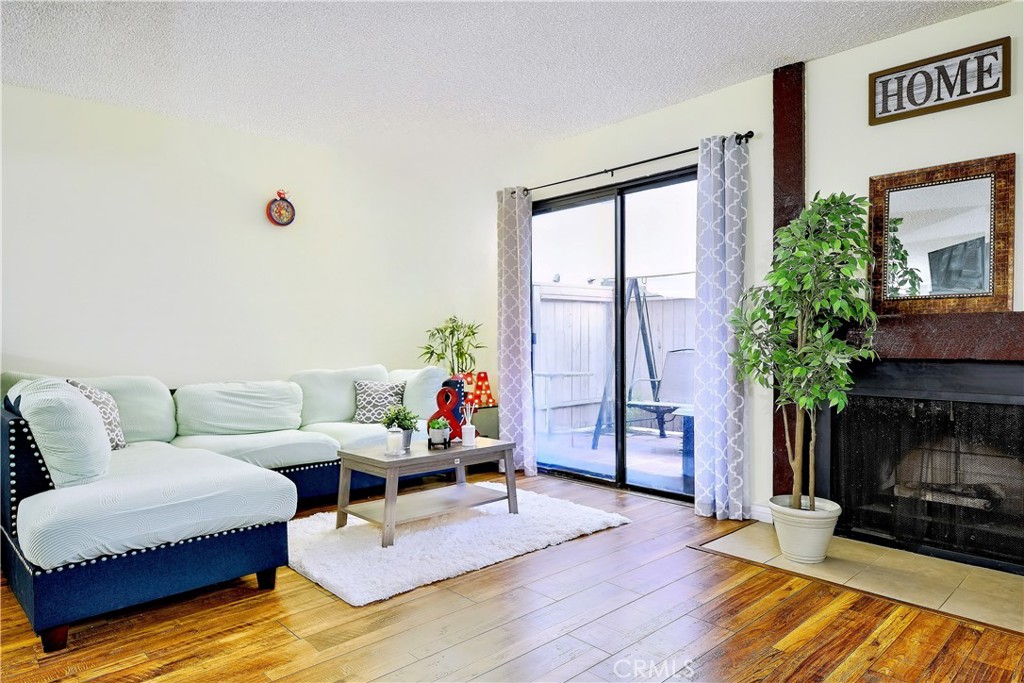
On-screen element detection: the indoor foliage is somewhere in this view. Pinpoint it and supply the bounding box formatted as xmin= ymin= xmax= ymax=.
xmin=419 ymin=316 xmax=486 ymax=376
xmin=731 ymin=192 xmax=878 ymax=510
xmin=381 ymin=405 xmax=419 ymax=432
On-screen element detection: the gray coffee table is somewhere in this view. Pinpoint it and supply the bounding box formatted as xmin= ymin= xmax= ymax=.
xmin=335 ymin=437 xmax=518 ymax=547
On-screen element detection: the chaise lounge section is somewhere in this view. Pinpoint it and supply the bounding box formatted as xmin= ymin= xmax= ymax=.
xmin=1 ymin=376 xmax=296 ymax=651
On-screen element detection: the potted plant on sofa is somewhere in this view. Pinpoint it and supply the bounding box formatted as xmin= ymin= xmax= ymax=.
xmin=419 ymin=316 xmax=486 ymax=377
xmin=381 ymin=405 xmax=419 ymax=451
xmin=731 ymin=192 xmax=878 ymax=563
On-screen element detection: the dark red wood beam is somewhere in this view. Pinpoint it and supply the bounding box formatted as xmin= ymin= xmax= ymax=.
xmin=772 ymin=62 xmax=806 ymax=496
xmin=773 ymin=63 xmax=806 ymax=231
xmin=875 ymin=312 xmax=1024 ymax=361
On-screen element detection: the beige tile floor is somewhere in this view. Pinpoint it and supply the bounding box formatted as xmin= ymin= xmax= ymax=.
xmin=702 ymin=522 xmax=1024 ymax=632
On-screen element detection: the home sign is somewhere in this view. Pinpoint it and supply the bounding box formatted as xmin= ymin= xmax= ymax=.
xmin=869 ymin=37 xmax=1010 ymax=125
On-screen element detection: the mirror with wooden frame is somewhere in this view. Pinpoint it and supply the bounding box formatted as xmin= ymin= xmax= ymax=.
xmin=869 ymin=153 xmax=1015 ymax=314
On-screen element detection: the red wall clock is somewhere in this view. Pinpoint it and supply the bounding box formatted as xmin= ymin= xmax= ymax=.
xmin=266 ymin=190 xmax=295 ymax=226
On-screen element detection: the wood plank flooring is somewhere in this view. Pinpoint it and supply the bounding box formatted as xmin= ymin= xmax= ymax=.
xmin=2 ymin=474 xmax=1022 ymax=682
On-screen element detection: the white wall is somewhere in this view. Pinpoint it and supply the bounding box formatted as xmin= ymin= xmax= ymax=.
xmin=807 ymin=1 xmax=1023 ymax=307
xmin=507 ymin=1 xmax=1022 ymax=506
xmin=1 ymin=86 xmax=503 ymax=386
xmin=2 ymin=2 xmax=1018 ymax=500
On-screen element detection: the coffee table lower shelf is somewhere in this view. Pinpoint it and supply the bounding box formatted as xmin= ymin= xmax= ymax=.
xmin=340 ymin=483 xmax=509 ymax=527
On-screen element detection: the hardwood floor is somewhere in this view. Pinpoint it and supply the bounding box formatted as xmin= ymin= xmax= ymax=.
xmin=2 ymin=475 xmax=1022 ymax=682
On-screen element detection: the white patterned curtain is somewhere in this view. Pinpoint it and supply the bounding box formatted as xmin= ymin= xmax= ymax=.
xmin=694 ymin=135 xmax=750 ymax=520
xmin=497 ymin=187 xmax=537 ymax=476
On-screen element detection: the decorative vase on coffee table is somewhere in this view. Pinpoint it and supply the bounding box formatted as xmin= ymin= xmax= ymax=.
xmin=428 ymin=427 xmax=451 ymax=449
xmin=462 ymin=424 xmax=476 ymax=447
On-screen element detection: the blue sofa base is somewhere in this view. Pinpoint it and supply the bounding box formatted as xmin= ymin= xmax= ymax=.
xmin=274 ymin=459 xmax=453 ymax=502
xmin=1 ymin=521 xmax=287 ymax=650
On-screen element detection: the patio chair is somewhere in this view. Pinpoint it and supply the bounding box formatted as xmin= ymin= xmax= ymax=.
xmin=627 ymin=348 xmax=695 ymax=438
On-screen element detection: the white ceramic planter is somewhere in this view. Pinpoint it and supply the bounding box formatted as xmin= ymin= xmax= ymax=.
xmin=767 ymin=495 xmax=842 ymax=564
xmin=428 ymin=427 xmax=450 ymax=446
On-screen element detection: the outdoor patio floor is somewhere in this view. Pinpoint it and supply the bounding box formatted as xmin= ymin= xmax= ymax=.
xmin=537 ymin=428 xmax=694 ymax=495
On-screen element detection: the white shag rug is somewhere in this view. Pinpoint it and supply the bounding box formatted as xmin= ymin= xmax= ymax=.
xmin=288 ymin=482 xmax=629 ymax=606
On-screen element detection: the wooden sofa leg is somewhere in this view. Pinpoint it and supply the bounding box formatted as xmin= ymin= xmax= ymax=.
xmin=256 ymin=568 xmax=277 ymax=589
xmin=40 ymin=625 xmax=69 ymax=652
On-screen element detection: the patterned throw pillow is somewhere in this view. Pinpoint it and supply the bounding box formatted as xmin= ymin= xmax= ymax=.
xmin=352 ymin=380 xmax=406 ymax=424
xmin=68 ymin=379 xmax=127 ymax=450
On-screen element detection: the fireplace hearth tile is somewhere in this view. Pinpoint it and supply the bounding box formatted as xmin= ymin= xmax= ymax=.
xmin=866 ymin=547 xmax=975 ymax=586
xmin=768 ymin=536 xmax=887 ymax=584
xmin=767 ymin=554 xmax=864 ymax=584
xmin=845 ymin=563 xmax=961 ymax=610
xmin=700 ymin=522 xmax=1021 ymax=631
xmin=702 ymin=521 xmax=780 ymax=564
xmin=941 ymin=586 xmax=1024 ymax=632
xmin=958 ymin=566 xmax=1024 ymax=603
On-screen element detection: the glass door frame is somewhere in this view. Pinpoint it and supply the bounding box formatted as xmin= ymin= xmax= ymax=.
xmin=532 ymin=165 xmax=697 ymax=502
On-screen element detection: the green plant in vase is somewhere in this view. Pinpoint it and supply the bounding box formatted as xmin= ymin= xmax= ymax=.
xmin=427 ymin=417 xmax=451 ymax=448
xmin=381 ymin=405 xmax=420 ymax=432
xmin=730 ymin=192 xmax=878 ymax=563
xmin=419 ymin=316 xmax=485 ymax=376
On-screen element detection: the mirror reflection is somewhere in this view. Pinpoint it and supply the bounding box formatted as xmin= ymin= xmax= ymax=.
xmin=885 ymin=177 xmax=993 ymax=299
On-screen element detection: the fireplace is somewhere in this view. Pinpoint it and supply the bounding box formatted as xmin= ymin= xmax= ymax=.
xmin=822 ymin=359 xmax=1024 ymax=574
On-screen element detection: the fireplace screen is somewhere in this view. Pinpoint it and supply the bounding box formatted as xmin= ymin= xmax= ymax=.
xmin=832 ymin=396 xmax=1024 ymax=567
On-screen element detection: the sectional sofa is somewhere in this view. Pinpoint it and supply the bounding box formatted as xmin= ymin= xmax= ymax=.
xmin=0 ymin=364 xmax=446 ymax=651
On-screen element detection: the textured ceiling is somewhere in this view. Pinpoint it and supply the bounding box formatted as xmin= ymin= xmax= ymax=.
xmin=1 ymin=1 xmax=1003 ymax=153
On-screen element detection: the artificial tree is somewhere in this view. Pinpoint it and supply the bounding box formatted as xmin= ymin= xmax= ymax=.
xmin=731 ymin=192 xmax=878 ymax=511
xmin=419 ymin=316 xmax=486 ymax=376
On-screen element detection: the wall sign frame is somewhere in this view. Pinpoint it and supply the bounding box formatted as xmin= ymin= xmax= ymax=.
xmin=869 ymin=37 xmax=1010 ymax=126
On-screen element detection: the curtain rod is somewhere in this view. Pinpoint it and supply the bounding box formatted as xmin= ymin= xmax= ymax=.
xmin=526 ymin=130 xmax=754 ymax=193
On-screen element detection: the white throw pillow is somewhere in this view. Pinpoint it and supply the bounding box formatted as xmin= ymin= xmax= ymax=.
xmin=10 ymin=378 xmax=112 ymax=487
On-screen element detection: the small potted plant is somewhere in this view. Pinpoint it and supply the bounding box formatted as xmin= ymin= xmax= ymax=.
xmin=381 ymin=405 xmax=419 ymax=452
xmin=419 ymin=316 xmax=486 ymax=377
xmin=731 ymin=192 xmax=878 ymax=563
xmin=427 ymin=417 xmax=451 ymax=449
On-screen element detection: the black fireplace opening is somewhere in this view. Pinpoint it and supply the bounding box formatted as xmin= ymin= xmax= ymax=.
xmin=824 ymin=360 xmax=1024 ymax=574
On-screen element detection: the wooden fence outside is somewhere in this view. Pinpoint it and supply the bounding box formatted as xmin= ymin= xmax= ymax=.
xmin=532 ymin=283 xmax=696 ymax=434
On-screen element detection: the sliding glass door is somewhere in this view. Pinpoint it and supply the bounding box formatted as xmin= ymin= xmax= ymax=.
xmin=532 ymin=198 xmax=617 ymax=482
xmin=532 ymin=170 xmax=697 ymax=499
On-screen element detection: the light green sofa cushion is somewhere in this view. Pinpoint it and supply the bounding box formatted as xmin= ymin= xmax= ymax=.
xmin=174 ymin=381 xmax=303 ymax=436
xmin=16 ymin=440 xmax=297 ymax=569
xmin=9 ymin=378 xmax=111 ymax=488
xmin=172 ymin=430 xmax=339 ymax=469
xmin=76 ymin=375 xmax=176 ymax=443
xmin=289 ymin=365 xmax=388 ymax=426
xmin=301 ymin=420 xmax=428 ymax=451
xmin=1 ymin=371 xmax=45 ymax=398
xmin=388 ymin=366 xmax=447 ymax=420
